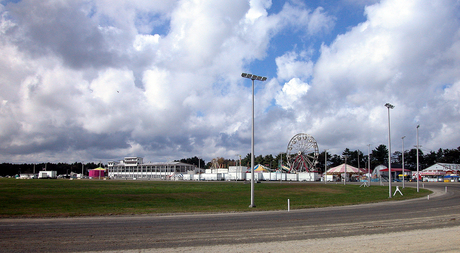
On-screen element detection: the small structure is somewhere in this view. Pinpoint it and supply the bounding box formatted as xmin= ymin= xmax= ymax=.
xmin=327 ymin=164 xmax=363 ymax=181
xmin=253 ymin=164 xmax=270 ymax=172
xmin=421 ymin=163 xmax=460 ymax=182
xmin=89 ymin=167 xmax=106 ymax=178
xmin=38 ymin=171 xmax=57 ymax=179
xmin=19 ymin=173 xmax=36 ymax=179
xmin=373 ymin=165 xmax=411 ymax=182
xmin=107 ymin=157 xmax=197 ymax=179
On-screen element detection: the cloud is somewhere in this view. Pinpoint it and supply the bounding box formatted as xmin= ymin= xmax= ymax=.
xmin=0 ymin=0 xmax=459 ymax=165
xmin=276 ymin=51 xmax=314 ymax=81
xmin=308 ymin=0 xmax=460 ymax=152
xmin=6 ymin=0 xmax=123 ymax=69
xmin=275 ymin=78 xmax=311 ymax=110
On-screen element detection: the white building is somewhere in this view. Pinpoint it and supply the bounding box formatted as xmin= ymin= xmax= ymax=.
xmin=38 ymin=171 xmax=57 ymax=179
xmin=107 ymin=157 xmax=197 ymax=179
xmin=421 ymin=163 xmax=460 ymax=182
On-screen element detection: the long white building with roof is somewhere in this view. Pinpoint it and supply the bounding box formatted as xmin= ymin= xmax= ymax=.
xmin=107 ymin=157 xmax=197 ymax=179
xmin=421 ymin=163 xmax=460 ymax=182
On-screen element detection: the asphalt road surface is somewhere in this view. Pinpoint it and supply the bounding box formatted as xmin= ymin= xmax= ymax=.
xmin=1 ymin=182 xmax=460 ymax=253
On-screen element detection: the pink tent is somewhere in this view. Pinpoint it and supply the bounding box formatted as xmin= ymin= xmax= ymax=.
xmin=89 ymin=168 xmax=106 ymax=178
xmin=326 ymin=164 xmax=363 ymax=175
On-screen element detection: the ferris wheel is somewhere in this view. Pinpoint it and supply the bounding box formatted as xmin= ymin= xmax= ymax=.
xmin=286 ymin=133 xmax=319 ymax=172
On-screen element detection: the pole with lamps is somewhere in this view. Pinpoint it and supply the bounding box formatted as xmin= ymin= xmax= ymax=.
xmin=241 ymin=72 xmax=267 ymax=208
xmin=324 ymin=149 xmax=328 ymax=184
xmin=401 ymin=136 xmax=406 ymax=188
xmin=357 ymin=150 xmax=360 ymax=182
xmin=343 ymin=155 xmax=348 ymax=185
xmin=385 ymin=103 xmax=394 ymax=198
xmin=416 ymin=125 xmax=420 ymax=192
xmin=367 ymin=144 xmax=371 ymax=186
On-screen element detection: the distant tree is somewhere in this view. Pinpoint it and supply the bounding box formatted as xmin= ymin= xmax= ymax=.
xmin=177 ymin=156 xmax=205 ymax=168
xmin=329 ymin=154 xmax=342 ymax=167
xmin=254 ymin=155 xmax=264 ymax=166
xmin=342 ymin=148 xmax=352 ymax=160
xmin=217 ymin=157 xmax=225 ymax=167
xmin=0 ymin=162 xmax=107 ymax=177
xmin=393 ymin=151 xmax=402 ymax=164
xmin=241 ymin=153 xmax=251 ymax=167
xmin=344 ymin=149 xmax=365 ymax=168
xmin=404 ymin=148 xmax=424 ymax=171
xmin=440 ymin=147 xmax=460 ymax=163
xmin=371 ymin=144 xmax=388 ymax=168
xmin=275 ymin=153 xmax=287 ymax=168
xmin=424 ymin=151 xmax=437 ymax=167
xmin=317 ymin=150 xmax=333 ymax=173
xmin=263 ymin=154 xmax=275 ymax=168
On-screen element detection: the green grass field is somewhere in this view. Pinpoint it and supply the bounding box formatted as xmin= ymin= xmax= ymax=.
xmin=0 ymin=178 xmax=430 ymax=218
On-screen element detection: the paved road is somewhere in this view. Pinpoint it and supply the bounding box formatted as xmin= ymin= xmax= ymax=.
xmin=1 ymin=182 xmax=459 ymax=252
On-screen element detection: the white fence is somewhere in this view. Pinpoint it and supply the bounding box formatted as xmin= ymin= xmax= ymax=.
xmin=190 ymin=172 xmax=319 ymax=182
xmin=109 ymin=170 xmax=319 ymax=182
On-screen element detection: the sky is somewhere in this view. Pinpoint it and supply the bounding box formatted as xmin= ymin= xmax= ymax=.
xmin=1 ymin=0 xmax=460 ymax=164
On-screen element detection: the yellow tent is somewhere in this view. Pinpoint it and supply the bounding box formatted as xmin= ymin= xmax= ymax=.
xmin=254 ymin=164 xmax=269 ymax=172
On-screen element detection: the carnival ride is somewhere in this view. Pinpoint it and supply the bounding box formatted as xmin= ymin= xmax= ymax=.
xmin=286 ymin=133 xmax=319 ymax=173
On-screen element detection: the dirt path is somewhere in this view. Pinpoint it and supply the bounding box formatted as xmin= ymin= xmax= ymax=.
xmin=87 ymin=225 xmax=460 ymax=253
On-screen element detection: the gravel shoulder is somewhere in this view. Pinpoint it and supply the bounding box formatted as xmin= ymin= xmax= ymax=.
xmin=86 ymin=225 xmax=460 ymax=253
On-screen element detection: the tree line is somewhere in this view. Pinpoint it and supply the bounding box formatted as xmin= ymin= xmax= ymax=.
xmin=1 ymin=145 xmax=458 ymax=176
xmin=0 ymin=162 xmax=102 ymax=177
xmin=181 ymin=145 xmax=460 ymax=173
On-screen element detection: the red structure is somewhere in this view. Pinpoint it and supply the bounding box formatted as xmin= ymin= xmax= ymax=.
xmin=89 ymin=168 xmax=106 ymax=178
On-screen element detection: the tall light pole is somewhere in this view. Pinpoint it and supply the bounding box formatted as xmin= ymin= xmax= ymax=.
xmin=235 ymin=154 xmax=241 ymax=181
xmin=324 ymin=150 xmax=328 ymax=184
xmin=343 ymin=155 xmax=348 ymax=185
xmin=401 ymin=136 xmax=406 ymax=189
xmin=385 ymin=103 xmax=394 ymax=198
xmin=357 ymin=150 xmax=360 ymax=178
xmin=367 ymin=144 xmax=371 ymax=186
xmin=242 ymin=72 xmax=267 ymax=208
xmin=416 ymin=125 xmax=420 ymax=192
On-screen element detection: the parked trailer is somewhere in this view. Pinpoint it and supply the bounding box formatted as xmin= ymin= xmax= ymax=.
xmin=276 ymin=173 xmax=286 ymax=181
xmin=182 ymin=174 xmax=194 ymax=180
xmin=245 ymin=173 xmax=263 ymax=182
xmin=298 ymin=172 xmax=319 ymax=182
xmin=200 ymin=173 xmax=223 ymax=181
xmin=286 ymin=173 xmax=298 ymax=181
xmin=225 ymin=172 xmax=246 ymax=181
xmin=38 ymin=171 xmax=57 ymax=179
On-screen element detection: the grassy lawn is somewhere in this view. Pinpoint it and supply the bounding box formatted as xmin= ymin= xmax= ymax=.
xmin=0 ymin=178 xmax=430 ymax=218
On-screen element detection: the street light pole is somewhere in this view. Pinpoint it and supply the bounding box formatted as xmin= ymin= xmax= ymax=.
xmin=402 ymin=136 xmax=406 ymax=189
xmin=324 ymin=150 xmax=328 ymax=184
xmin=416 ymin=125 xmax=420 ymax=192
xmin=343 ymin=155 xmax=348 ymax=185
xmin=385 ymin=103 xmax=394 ymax=198
xmin=367 ymin=144 xmax=371 ymax=186
xmin=242 ymin=73 xmax=267 ymax=208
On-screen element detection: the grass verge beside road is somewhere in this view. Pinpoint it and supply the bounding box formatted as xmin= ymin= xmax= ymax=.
xmin=0 ymin=178 xmax=430 ymax=218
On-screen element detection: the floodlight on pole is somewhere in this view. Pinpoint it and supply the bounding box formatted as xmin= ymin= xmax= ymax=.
xmin=416 ymin=125 xmax=420 ymax=192
xmin=242 ymin=72 xmax=267 ymax=208
xmin=343 ymin=155 xmax=348 ymax=185
xmin=367 ymin=144 xmax=371 ymax=187
xmin=385 ymin=103 xmax=394 ymax=198
xmin=324 ymin=149 xmax=328 ymax=184
xmin=401 ymin=136 xmax=406 ymax=189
